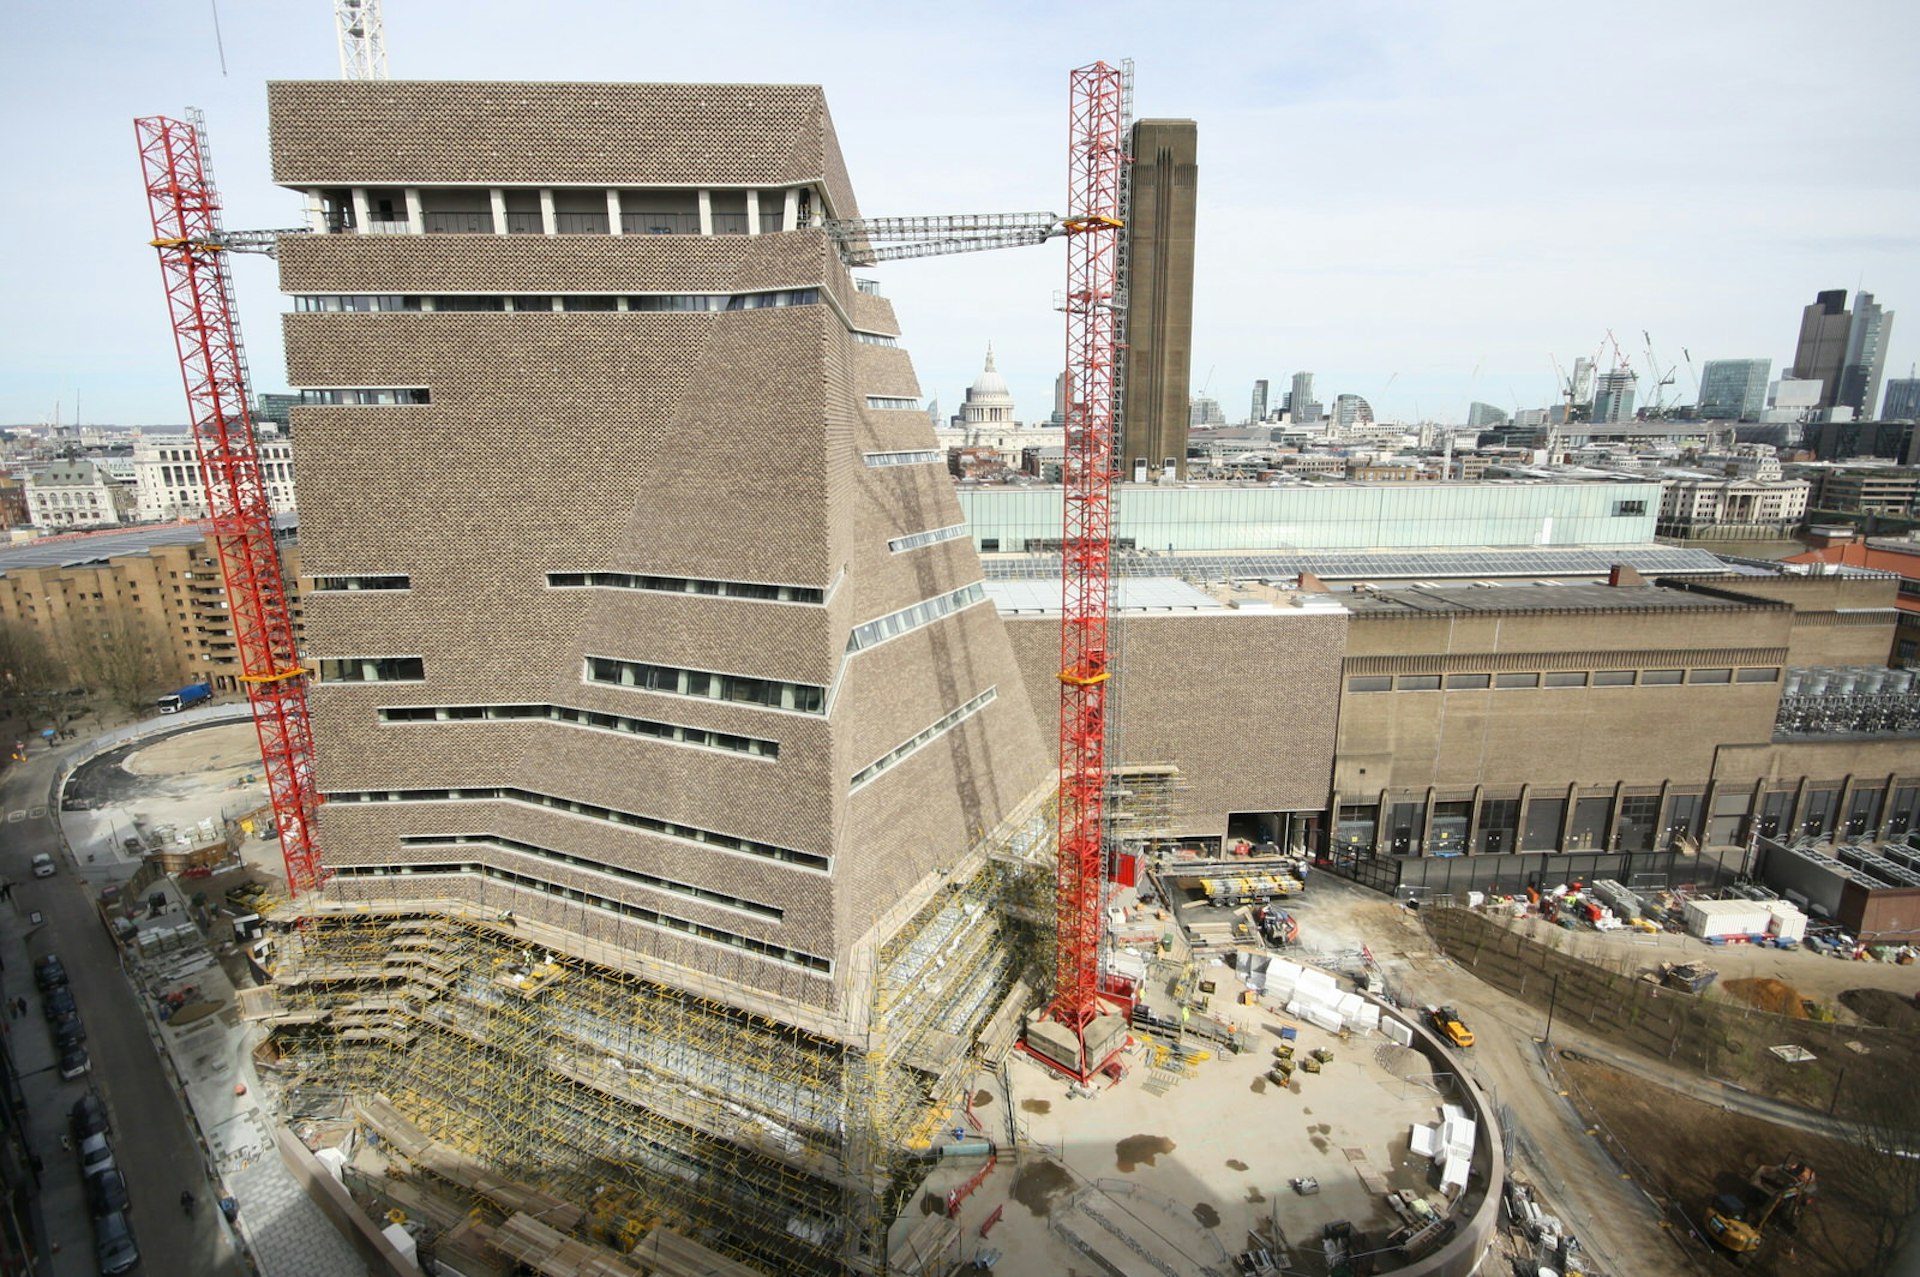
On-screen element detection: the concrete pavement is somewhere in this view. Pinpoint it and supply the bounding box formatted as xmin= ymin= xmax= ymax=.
xmin=4 ymin=706 xmax=373 ymax=1277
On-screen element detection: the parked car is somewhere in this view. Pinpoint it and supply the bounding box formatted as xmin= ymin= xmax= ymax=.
xmin=93 ymin=1207 xmax=140 ymax=1275
xmin=34 ymin=954 xmax=68 ymax=991
xmin=30 ymin=852 xmax=55 ymax=878
xmin=58 ymin=1043 xmax=90 ymax=1079
xmin=85 ymin=1167 xmax=130 ymax=1216
xmin=70 ymin=1093 xmax=110 ymax=1141
xmin=42 ymin=988 xmax=77 ymax=1022
xmin=78 ymin=1132 xmax=114 ymax=1177
xmin=54 ymin=1015 xmax=86 ymax=1048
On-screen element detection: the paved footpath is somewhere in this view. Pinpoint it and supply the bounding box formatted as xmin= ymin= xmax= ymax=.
xmin=6 ymin=709 xmax=372 ymax=1277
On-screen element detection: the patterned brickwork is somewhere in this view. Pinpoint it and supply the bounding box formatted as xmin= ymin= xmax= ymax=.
xmin=1001 ymin=610 xmax=1348 ymax=838
xmin=279 ymin=83 xmax=1049 ymax=1018
xmin=267 ymin=81 xmax=860 ymax=219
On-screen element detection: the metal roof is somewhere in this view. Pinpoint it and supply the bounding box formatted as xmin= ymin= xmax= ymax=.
xmin=0 ymin=514 xmax=296 ymax=573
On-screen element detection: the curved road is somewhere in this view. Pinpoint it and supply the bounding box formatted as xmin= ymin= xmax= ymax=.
xmin=5 ymin=742 xmax=244 ymax=1276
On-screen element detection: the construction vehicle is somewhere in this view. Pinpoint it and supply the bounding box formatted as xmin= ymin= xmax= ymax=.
xmin=1660 ymin=961 xmax=1720 ymax=994
xmin=1426 ymin=1005 xmax=1474 ymax=1048
xmin=1703 ymin=1157 xmax=1815 ymax=1260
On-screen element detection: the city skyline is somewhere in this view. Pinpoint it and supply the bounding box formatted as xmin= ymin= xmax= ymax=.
xmin=4 ymin=2 xmax=1919 ymax=427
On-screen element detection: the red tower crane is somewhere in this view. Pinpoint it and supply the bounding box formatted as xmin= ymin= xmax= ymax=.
xmin=1044 ymin=60 xmax=1130 ymax=1076
xmin=135 ymin=113 xmax=327 ymax=896
xmin=829 ymin=64 xmax=1134 ymax=1081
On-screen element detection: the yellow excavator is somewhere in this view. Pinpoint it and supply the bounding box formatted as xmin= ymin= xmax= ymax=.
xmin=1704 ymin=1157 xmax=1815 ymax=1262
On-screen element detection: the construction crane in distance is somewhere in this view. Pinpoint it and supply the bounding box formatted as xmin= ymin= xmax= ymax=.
xmin=1641 ymin=330 xmax=1677 ymax=417
xmin=335 ymin=0 xmax=389 ymax=80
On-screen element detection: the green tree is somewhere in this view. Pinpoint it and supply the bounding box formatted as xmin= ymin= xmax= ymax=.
xmin=0 ymin=618 xmax=67 ymax=725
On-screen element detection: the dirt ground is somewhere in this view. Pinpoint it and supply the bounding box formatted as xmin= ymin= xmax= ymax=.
xmin=1561 ymin=1053 xmax=1891 ymax=1277
xmin=1837 ymin=987 xmax=1920 ymax=1030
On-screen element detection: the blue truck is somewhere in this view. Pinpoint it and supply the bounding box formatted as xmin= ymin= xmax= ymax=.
xmin=156 ymin=682 xmax=213 ymax=714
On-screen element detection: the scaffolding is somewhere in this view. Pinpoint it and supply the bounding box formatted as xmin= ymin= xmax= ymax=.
xmin=256 ymin=800 xmax=1057 ymax=1276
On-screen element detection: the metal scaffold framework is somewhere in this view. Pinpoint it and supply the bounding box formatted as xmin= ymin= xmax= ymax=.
xmin=134 ymin=112 xmax=327 ymax=896
xmin=250 ymin=805 xmax=1056 ymax=1275
xmin=1044 ymin=60 xmax=1132 ymax=1073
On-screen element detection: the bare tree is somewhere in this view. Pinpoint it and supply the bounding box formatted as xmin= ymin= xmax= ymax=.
xmin=52 ymin=607 xmax=182 ymax=716
xmin=1822 ymin=1082 xmax=1920 ymax=1276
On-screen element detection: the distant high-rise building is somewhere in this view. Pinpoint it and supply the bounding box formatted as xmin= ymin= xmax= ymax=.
xmin=1290 ymin=372 xmax=1320 ymax=424
xmin=1250 ymin=379 xmax=1269 ymax=423
xmin=1189 ymin=395 xmax=1226 ymax=427
xmin=1592 ymin=370 xmax=1637 ymax=423
xmin=1569 ymin=357 xmax=1595 ymax=409
xmin=1332 ymin=394 xmax=1373 ymax=431
xmin=1883 ymin=378 xmax=1920 ymax=421
xmin=1791 ymin=288 xmax=1866 ymax=409
xmin=1838 ymin=292 xmax=1893 ymax=418
xmin=1466 ymin=401 xmax=1509 ymax=429
xmin=1696 ymin=358 xmax=1771 ymax=420
xmin=253 ymin=392 xmax=300 ymax=429
xmin=1119 ymin=118 xmax=1198 ymax=480
xmin=1051 ymin=371 xmax=1068 ymax=426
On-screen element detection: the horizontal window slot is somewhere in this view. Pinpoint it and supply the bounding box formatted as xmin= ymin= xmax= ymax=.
xmin=548 ymin=571 xmax=823 ymax=605
xmin=851 ymin=688 xmax=996 ymax=790
xmin=862 ymin=450 xmax=942 ymax=468
xmin=331 ymin=862 xmax=827 ymax=972
xmin=866 ymin=396 xmax=922 ymax=411
xmin=396 ymin=833 xmax=782 ymax=920
xmin=298 ymin=387 xmax=431 ymax=406
xmin=846 ymin=583 xmax=986 ymax=654
xmin=887 ymin=524 xmax=968 ymax=555
xmin=320 ymin=656 xmax=424 ymax=683
xmin=311 ymin=575 xmax=411 ymax=592
xmin=324 ymin=785 xmax=828 ymax=871
xmin=379 ymin=703 xmax=777 ymax=758
xmin=586 ymin=657 xmax=825 ymax=714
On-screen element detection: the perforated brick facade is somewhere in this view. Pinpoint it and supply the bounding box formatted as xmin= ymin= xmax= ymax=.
xmin=272 ymin=81 xmax=1050 ymax=1034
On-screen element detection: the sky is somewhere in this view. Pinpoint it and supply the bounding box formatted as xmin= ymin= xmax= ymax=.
xmin=3 ymin=1 xmax=1918 ymax=428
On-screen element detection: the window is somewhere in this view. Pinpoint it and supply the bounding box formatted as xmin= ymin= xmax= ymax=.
xmin=862 ymin=450 xmax=942 ymax=468
xmin=1688 ymin=668 xmax=1733 ymax=684
xmin=852 ymin=331 xmax=900 ymax=346
xmin=1592 ymin=670 xmax=1636 ymax=686
xmin=1544 ymin=671 xmax=1588 ymax=688
xmin=1495 ymin=672 xmax=1539 ymax=689
xmin=324 ymin=784 xmax=828 ymax=871
xmin=887 ymin=524 xmax=969 ymax=554
xmin=380 ymin=703 xmax=778 ymax=758
xmin=311 ymin=574 xmax=411 ymax=592
xmin=846 ymin=583 xmax=986 ymax=653
xmin=293 ymin=295 xmax=422 ymax=312
xmin=866 ymin=396 xmax=922 ymax=411
xmin=298 ymin=387 xmax=431 ymax=406
xmin=561 ymin=295 xmax=619 ymax=312
xmin=1397 ymin=675 xmax=1442 ymax=691
xmin=586 ymin=656 xmax=825 ymax=713
xmin=397 ymin=833 xmax=780 ymax=918
xmin=1444 ymin=673 xmax=1490 ymax=690
xmin=319 ymin=656 xmax=424 ymax=682
xmin=1347 ymin=675 xmax=1392 ymax=693
xmin=851 ymin=689 xmax=997 ymax=789
xmin=547 ymin=571 xmax=822 ymax=604
xmin=1613 ymin=499 xmax=1648 ymax=516
xmin=332 ymin=861 xmax=826 ymax=972
xmin=1736 ymin=667 xmax=1781 ymax=683
xmin=1640 ymin=669 xmax=1684 ymax=685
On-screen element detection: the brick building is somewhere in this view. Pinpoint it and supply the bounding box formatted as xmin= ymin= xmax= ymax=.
xmin=255 ymin=80 xmax=1055 ymax=1272
xmin=0 ymin=520 xmax=302 ymax=694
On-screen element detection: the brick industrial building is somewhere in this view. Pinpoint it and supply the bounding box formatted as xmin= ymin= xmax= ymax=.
xmin=254 ymin=80 xmax=1056 ymax=1274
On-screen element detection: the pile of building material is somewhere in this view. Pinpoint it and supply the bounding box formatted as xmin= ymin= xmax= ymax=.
xmin=1683 ymin=898 xmax=1774 ymax=943
xmin=1241 ymin=956 xmax=1382 ymax=1034
xmin=1590 ymin=879 xmax=1644 ymax=923
xmin=1410 ymin=1102 xmax=1477 ymax=1196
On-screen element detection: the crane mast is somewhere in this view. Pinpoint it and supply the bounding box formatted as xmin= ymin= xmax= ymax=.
xmin=135 ymin=113 xmax=328 ymax=896
xmin=1044 ymin=60 xmax=1131 ymax=1073
xmin=335 ymin=0 xmax=390 ymax=81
